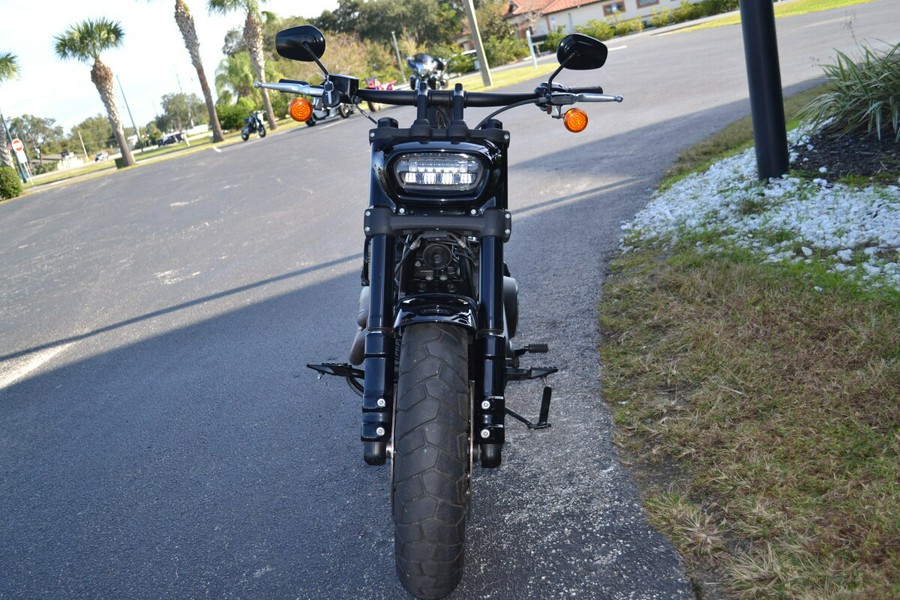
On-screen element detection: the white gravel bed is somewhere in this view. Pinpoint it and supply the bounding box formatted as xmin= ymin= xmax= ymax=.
xmin=620 ymin=128 xmax=900 ymax=291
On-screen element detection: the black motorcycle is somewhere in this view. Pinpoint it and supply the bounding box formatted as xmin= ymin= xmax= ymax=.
xmin=240 ymin=111 xmax=266 ymax=141
xmin=407 ymin=52 xmax=449 ymax=91
xmin=257 ymin=25 xmax=621 ymax=600
xmin=305 ymin=100 xmax=354 ymax=126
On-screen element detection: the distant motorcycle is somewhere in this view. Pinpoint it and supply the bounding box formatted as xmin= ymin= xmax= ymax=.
xmin=305 ymin=101 xmax=354 ymax=126
xmin=407 ymin=53 xmax=449 ymax=91
xmin=240 ymin=111 xmax=266 ymax=141
xmin=364 ymin=77 xmax=396 ymax=112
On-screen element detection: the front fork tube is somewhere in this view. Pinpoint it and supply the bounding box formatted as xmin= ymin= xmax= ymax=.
xmin=475 ymin=237 xmax=506 ymax=468
xmin=361 ymin=234 xmax=394 ymax=465
xmin=359 ymin=234 xmax=507 ymax=468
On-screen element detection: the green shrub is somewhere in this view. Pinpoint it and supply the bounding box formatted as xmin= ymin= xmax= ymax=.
xmin=577 ymin=20 xmax=615 ymax=41
xmin=215 ymin=97 xmax=258 ymax=131
xmin=483 ymin=36 xmax=528 ymax=67
xmin=650 ymin=9 xmax=675 ymax=28
xmin=672 ymin=0 xmax=706 ymax=23
xmin=540 ymin=27 xmax=567 ymax=54
xmin=448 ymin=52 xmax=476 ymax=74
xmin=269 ymin=91 xmax=290 ymax=120
xmin=613 ymin=18 xmax=645 ymax=36
xmin=423 ymin=43 xmax=473 ymax=75
xmin=0 ymin=165 xmax=23 ymax=200
xmin=800 ymin=42 xmax=900 ymax=141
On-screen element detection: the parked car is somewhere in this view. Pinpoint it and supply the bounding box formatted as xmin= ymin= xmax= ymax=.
xmin=94 ymin=151 xmax=109 ymax=161
xmin=157 ymin=132 xmax=185 ymax=147
xmin=453 ymin=49 xmax=480 ymax=74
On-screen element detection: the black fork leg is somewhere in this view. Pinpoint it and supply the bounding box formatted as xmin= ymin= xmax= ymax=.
xmin=361 ymin=234 xmax=395 ymax=465
xmin=476 ymin=236 xmax=506 ymax=468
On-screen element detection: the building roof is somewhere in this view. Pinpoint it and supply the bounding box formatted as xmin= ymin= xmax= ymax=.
xmin=505 ymin=1 xmax=556 ymax=18
xmin=543 ymin=0 xmax=603 ymax=16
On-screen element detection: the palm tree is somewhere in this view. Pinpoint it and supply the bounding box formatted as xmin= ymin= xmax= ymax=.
xmin=215 ymin=51 xmax=257 ymax=102
xmin=207 ymin=0 xmax=277 ymax=131
xmin=0 ymin=52 xmax=20 ymax=169
xmin=146 ymin=1 xmax=225 ymax=142
xmin=54 ymin=19 xmax=136 ymax=167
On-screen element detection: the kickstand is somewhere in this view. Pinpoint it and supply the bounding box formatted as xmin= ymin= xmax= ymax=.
xmin=505 ymin=386 xmax=552 ymax=430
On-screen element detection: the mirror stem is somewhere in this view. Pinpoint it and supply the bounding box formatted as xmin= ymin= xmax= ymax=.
xmin=546 ymin=55 xmax=572 ymax=90
xmin=304 ymin=43 xmax=330 ymax=76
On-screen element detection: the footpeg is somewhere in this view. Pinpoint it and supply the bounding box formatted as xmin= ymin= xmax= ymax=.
xmin=506 ymin=386 xmax=553 ymax=430
xmin=307 ymin=362 xmax=365 ymax=395
xmin=514 ymin=343 xmax=549 ymax=356
xmin=308 ymin=362 xmax=363 ymax=379
xmin=506 ymin=365 xmax=558 ymax=381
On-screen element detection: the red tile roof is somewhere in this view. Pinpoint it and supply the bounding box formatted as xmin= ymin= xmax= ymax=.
xmin=505 ymin=1 xmax=556 ymax=17
xmin=543 ymin=0 xmax=603 ymax=15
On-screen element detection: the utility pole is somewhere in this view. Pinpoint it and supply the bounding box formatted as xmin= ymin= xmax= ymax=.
xmin=740 ymin=0 xmax=789 ymax=180
xmin=174 ymin=68 xmax=194 ymax=129
xmin=75 ymin=128 xmax=89 ymax=161
xmin=117 ymin=75 xmax=143 ymax=152
xmin=391 ymin=31 xmax=405 ymax=79
xmin=463 ymin=0 xmax=492 ymax=88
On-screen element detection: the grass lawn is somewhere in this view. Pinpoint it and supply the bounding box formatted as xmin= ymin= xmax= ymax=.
xmin=679 ymin=0 xmax=875 ymax=32
xmin=600 ymin=73 xmax=899 ymax=599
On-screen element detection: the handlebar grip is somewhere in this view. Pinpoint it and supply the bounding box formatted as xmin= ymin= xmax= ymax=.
xmin=566 ymin=86 xmax=605 ymax=94
xmin=356 ymin=89 xmax=417 ymax=105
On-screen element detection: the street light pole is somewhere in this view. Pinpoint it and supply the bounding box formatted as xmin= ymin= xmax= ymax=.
xmin=740 ymin=0 xmax=789 ymax=180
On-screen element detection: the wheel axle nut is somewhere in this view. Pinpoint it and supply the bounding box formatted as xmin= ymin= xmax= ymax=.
xmin=480 ymin=400 xmax=491 ymax=410
xmin=480 ymin=429 xmax=490 ymax=439
xmin=377 ymin=398 xmax=386 ymax=407
xmin=376 ymin=427 xmax=386 ymax=436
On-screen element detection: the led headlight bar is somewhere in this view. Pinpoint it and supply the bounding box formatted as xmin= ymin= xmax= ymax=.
xmin=393 ymin=153 xmax=484 ymax=193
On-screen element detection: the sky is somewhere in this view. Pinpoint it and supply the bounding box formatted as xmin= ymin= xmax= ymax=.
xmin=0 ymin=0 xmax=339 ymax=133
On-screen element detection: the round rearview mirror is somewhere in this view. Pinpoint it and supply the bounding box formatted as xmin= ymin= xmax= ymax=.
xmin=276 ymin=26 xmax=326 ymax=62
xmin=557 ymin=34 xmax=608 ymax=70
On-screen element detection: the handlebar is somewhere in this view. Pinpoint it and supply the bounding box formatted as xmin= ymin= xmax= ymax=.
xmin=255 ymin=80 xmax=324 ymax=96
xmin=254 ymin=79 xmax=623 ymax=111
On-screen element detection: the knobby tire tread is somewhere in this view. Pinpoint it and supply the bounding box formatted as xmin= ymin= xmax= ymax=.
xmin=393 ymin=323 xmax=470 ymax=600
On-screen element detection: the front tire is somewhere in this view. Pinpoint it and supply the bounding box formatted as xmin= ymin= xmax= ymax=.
xmin=393 ymin=323 xmax=471 ymax=600
xmin=240 ymin=129 xmax=249 ymax=141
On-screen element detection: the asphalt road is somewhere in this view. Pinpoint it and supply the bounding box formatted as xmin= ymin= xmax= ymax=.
xmin=2 ymin=3 xmax=897 ymax=598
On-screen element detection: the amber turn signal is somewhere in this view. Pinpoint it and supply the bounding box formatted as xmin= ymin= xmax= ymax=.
xmin=289 ymin=97 xmax=314 ymax=122
xmin=563 ymin=108 xmax=588 ymax=133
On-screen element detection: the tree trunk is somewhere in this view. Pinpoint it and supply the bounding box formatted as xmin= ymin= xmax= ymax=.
xmin=92 ymin=59 xmax=135 ymax=167
xmin=244 ymin=13 xmax=277 ymax=131
xmin=175 ymin=0 xmax=225 ymax=142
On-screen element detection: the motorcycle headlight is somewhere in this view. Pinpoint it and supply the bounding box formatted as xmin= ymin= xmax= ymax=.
xmin=393 ymin=153 xmax=484 ymax=194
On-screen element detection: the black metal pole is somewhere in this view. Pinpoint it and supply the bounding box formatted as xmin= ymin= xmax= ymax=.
xmin=740 ymin=0 xmax=789 ymax=180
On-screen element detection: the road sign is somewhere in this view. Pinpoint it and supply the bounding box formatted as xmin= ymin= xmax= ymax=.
xmin=11 ymin=138 xmax=24 ymax=153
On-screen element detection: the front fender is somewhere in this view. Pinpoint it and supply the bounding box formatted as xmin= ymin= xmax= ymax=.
xmin=394 ymin=295 xmax=478 ymax=331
